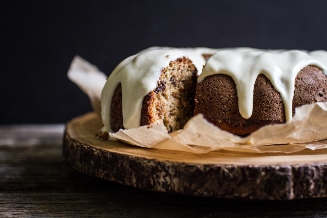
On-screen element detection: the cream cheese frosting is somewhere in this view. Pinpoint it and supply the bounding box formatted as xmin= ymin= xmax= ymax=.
xmin=310 ymin=50 xmax=327 ymax=65
xmin=101 ymin=47 xmax=327 ymax=135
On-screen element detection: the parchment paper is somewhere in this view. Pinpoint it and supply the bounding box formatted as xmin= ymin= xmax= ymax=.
xmin=68 ymin=56 xmax=327 ymax=154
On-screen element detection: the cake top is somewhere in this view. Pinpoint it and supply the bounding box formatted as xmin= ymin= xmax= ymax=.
xmin=140 ymin=47 xmax=217 ymax=72
xmin=310 ymin=50 xmax=327 ymax=64
xmin=199 ymin=50 xmax=327 ymax=121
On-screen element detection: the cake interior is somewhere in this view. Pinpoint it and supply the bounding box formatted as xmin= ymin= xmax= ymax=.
xmin=110 ymin=57 xmax=197 ymax=133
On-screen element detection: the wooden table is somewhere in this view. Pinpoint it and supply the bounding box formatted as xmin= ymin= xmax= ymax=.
xmin=1 ymin=125 xmax=327 ymax=217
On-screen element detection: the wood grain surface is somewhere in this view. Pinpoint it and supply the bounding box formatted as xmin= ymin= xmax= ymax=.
xmin=63 ymin=113 xmax=327 ymax=200
xmin=1 ymin=124 xmax=327 ymax=217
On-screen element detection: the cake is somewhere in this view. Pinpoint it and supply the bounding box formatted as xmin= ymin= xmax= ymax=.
xmin=194 ymin=50 xmax=327 ymax=136
xmin=100 ymin=48 xmax=327 ymax=138
xmin=100 ymin=49 xmax=205 ymax=136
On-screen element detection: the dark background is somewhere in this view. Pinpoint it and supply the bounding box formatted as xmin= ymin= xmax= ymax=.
xmin=2 ymin=0 xmax=327 ymax=124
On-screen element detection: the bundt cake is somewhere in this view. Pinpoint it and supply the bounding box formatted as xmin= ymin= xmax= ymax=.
xmin=100 ymin=49 xmax=203 ymax=136
xmin=194 ymin=50 xmax=327 ymax=136
xmin=100 ymin=48 xmax=327 ymax=138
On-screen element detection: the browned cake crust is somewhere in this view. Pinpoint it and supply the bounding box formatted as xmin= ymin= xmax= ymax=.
xmin=194 ymin=65 xmax=327 ymax=136
xmin=293 ymin=66 xmax=327 ymax=113
xmin=110 ymin=83 xmax=123 ymax=132
xmin=110 ymin=57 xmax=197 ymax=133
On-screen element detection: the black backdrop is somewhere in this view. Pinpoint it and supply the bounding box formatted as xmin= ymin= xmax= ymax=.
xmin=2 ymin=0 xmax=327 ymax=124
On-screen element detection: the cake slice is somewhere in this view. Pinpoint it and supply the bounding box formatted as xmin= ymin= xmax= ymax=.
xmin=100 ymin=50 xmax=199 ymax=136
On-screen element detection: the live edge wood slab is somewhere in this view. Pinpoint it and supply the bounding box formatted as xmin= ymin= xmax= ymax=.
xmin=63 ymin=112 xmax=327 ymax=200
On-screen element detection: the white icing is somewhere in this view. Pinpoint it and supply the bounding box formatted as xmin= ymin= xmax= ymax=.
xmin=101 ymin=49 xmax=191 ymax=133
xmin=140 ymin=47 xmax=285 ymax=73
xmin=199 ymin=50 xmax=327 ymax=121
xmin=310 ymin=50 xmax=327 ymax=66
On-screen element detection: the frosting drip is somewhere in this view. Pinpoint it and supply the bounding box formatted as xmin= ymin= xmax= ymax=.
xmin=199 ymin=50 xmax=327 ymax=121
xmin=310 ymin=50 xmax=327 ymax=65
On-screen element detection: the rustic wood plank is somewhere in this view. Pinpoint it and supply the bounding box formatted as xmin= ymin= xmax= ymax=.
xmin=0 ymin=124 xmax=64 ymax=146
xmin=63 ymin=113 xmax=327 ymax=200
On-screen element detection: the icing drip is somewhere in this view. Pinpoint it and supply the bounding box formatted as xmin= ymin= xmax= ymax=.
xmin=310 ymin=50 xmax=327 ymax=71
xmin=199 ymin=50 xmax=327 ymax=121
xmin=101 ymin=49 xmax=192 ymax=133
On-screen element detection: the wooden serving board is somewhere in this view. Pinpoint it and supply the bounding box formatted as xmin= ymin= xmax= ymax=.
xmin=63 ymin=112 xmax=327 ymax=200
